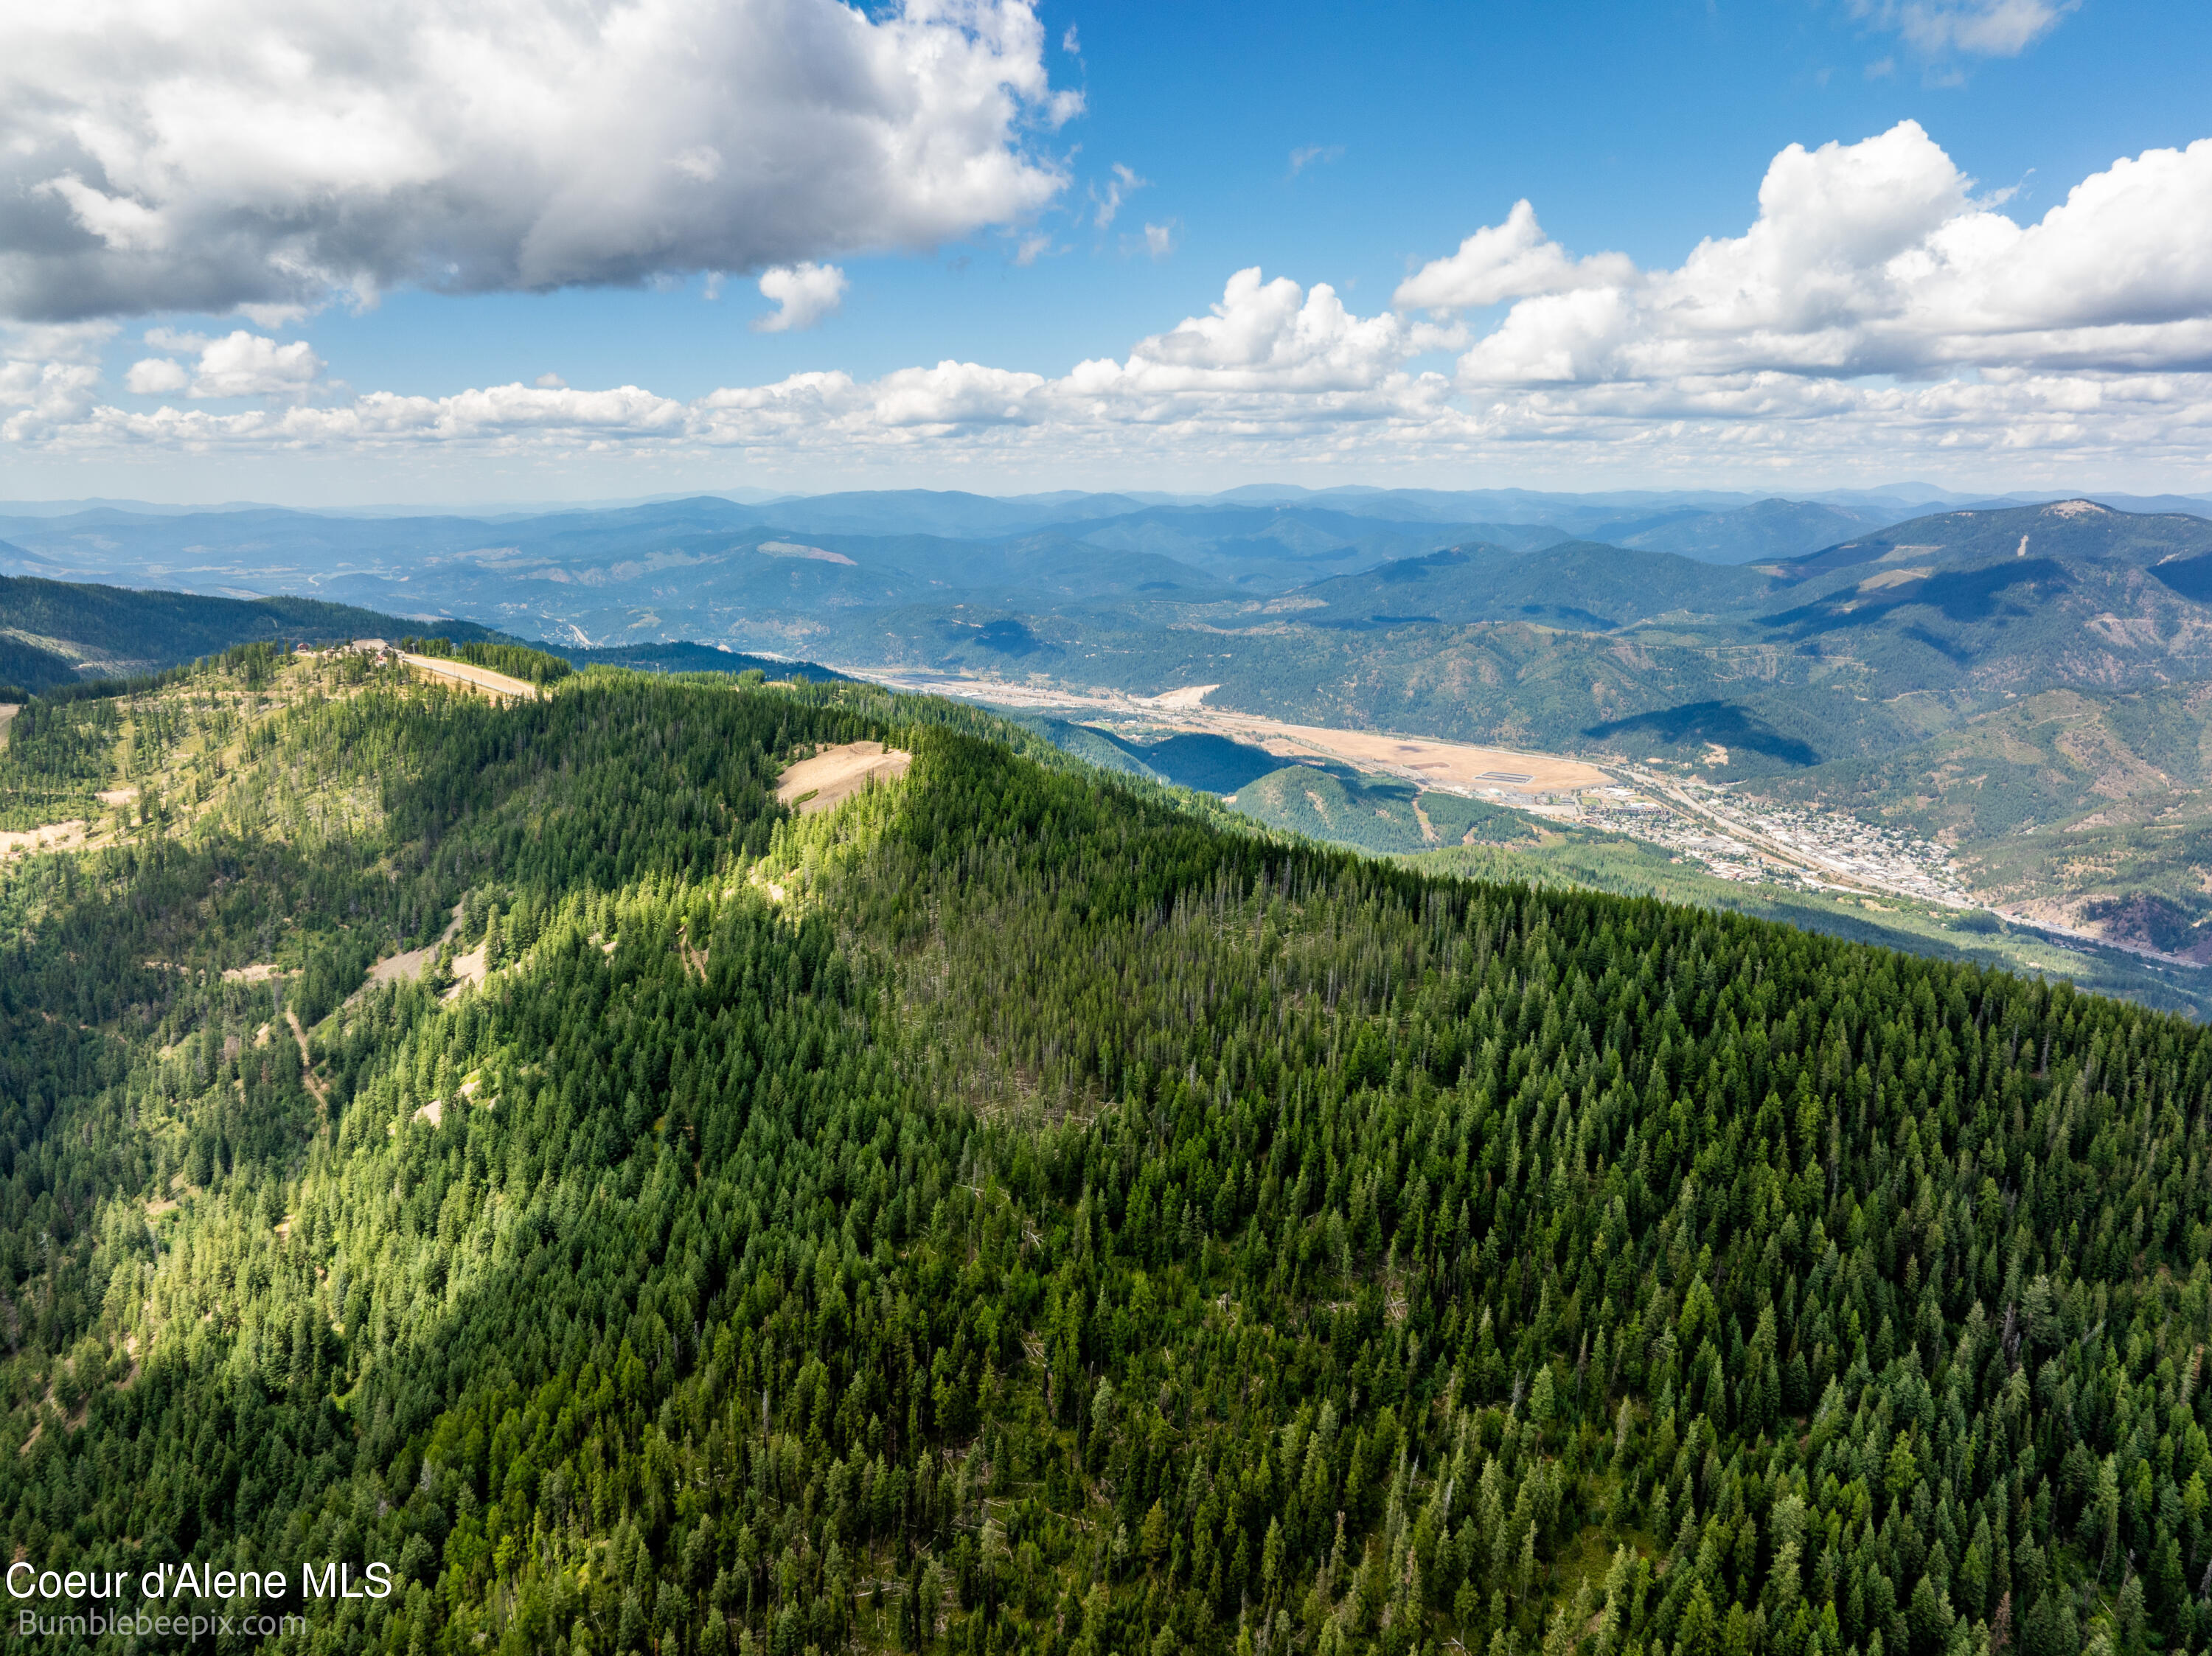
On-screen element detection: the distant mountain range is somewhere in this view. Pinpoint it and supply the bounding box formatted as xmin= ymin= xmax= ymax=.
xmin=0 ymin=575 xmax=839 ymax=697
xmin=8 ymin=484 xmax=2212 ymax=954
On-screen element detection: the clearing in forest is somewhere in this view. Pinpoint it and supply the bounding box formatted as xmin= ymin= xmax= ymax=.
xmin=398 ymin=654 xmax=539 ymax=702
xmin=776 ymin=740 xmax=913 ymax=815
xmin=0 ymin=821 xmax=86 ymax=858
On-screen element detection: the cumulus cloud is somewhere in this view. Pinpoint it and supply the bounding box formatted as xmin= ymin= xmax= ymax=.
xmin=13 ymin=125 xmax=2212 ymax=484
xmin=0 ymin=0 xmax=1075 ymax=322
xmin=1396 ymin=201 xmax=1638 ymax=312
xmin=754 ymin=263 xmax=849 ymax=333
xmin=1141 ymin=223 xmax=1178 ymax=260
xmin=1450 ymin=122 xmax=2212 ymax=386
xmin=1850 ymin=0 xmax=2077 ymax=57
xmin=124 ymin=330 xmax=324 ymax=397
xmin=125 ymin=358 xmax=189 ymax=395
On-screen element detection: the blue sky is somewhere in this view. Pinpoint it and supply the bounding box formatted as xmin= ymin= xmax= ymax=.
xmin=4 ymin=0 xmax=2211 ymax=503
xmin=303 ymin=0 xmax=2212 ymax=394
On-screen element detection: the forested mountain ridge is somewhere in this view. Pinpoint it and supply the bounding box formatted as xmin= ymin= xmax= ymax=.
xmin=0 ymin=574 xmax=504 ymax=697
xmin=1 ymin=657 xmax=2211 ymax=1656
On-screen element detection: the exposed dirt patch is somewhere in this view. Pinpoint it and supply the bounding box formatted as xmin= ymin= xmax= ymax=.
xmin=777 ymin=741 xmax=914 ymax=815
xmin=370 ymin=944 xmax=437 ymax=986
xmin=1147 ymin=684 xmax=1221 ymax=709
xmin=0 ymin=703 xmax=17 ymax=749
xmin=0 ymin=821 xmax=86 ymax=858
xmin=364 ymin=904 xmax=465 ymax=991
xmin=442 ymin=942 xmax=488 ymax=1000
xmin=222 ymin=962 xmax=284 ymax=984
xmin=284 ymin=1008 xmax=328 ymax=1103
xmin=399 ymin=653 xmax=539 ymax=702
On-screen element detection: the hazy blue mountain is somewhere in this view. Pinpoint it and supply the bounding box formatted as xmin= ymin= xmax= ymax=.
xmin=1290 ymin=539 xmax=1775 ymax=630
xmin=1604 ymin=498 xmax=1882 ymax=563
xmin=0 ymin=539 xmax=58 ymax=572
xmin=1060 ymin=504 xmax=1562 ymax=585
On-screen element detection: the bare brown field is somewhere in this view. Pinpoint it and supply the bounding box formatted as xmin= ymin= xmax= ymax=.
xmin=0 ymin=704 xmax=17 ymax=749
xmin=0 ymin=821 xmax=86 ymax=859
xmin=846 ymin=669 xmax=1611 ymax=794
xmin=399 ymin=654 xmax=539 ymax=702
xmin=1209 ymin=714 xmax=1610 ymax=792
xmin=776 ymin=740 xmax=914 ymax=815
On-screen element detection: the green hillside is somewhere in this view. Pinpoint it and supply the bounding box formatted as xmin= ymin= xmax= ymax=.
xmin=2 ymin=655 xmax=2211 ymax=1655
xmin=1231 ymin=765 xmax=1541 ymax=854
xmin=555 ymin=640 xmax=849 ymax=681
xmin=0 ymin=574 xmax=501 ymax=695
xmin=1229 ymin=770 xmax=2212 ymax=1019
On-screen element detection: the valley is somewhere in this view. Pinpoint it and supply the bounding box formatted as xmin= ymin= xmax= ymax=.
xmin=844 ymin=660 xmax=2212 ymax=1006
xmin=11 ymin=484 xmax=2212 ymax=1009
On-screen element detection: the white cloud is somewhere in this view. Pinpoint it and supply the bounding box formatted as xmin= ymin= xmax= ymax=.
xmin=125 ymin=358 xmax=189 ymax=395
xmin=122 ymin=330 xmax=324 ymax=397
xmin=0 ymin=0 xmax=1075 ymax=321
xmin=1061 ymin=24 xmax=1079 ymax=52
xmin=1093 ymin=164 xmax=1147 ymax=229
xmin=754 ymin=262 xmax=849 ymax=333
xmin=13 ymin=125 xmax=2212 ymax=487
xmin=1448 ymin=122 xmax=2212 ymax=386
xmin=1851 ymin=0 xmax=2077 ymax=57
xmin=535 ymin=372 xmax=566 ymax=389
xmin=0 ymin=361 xmax=101 ymax=438
xmin=1141 ymin=222 xmax=1178 ymax=260
xmin=189 ymin=332 xmax=326 ymax=397
xmin=1396 ymin=200 xmax=1638 ymax=312
xmin=1289 ymin=145 xmax=1343 ymax=176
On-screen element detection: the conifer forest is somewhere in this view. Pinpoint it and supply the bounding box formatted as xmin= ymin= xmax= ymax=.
xmin=2 ymin=649 xmax=2211 ymax=1656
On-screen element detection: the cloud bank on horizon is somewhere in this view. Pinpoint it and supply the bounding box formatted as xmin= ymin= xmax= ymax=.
xmin=0 ymin=0 xmax=2206 ymax=486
